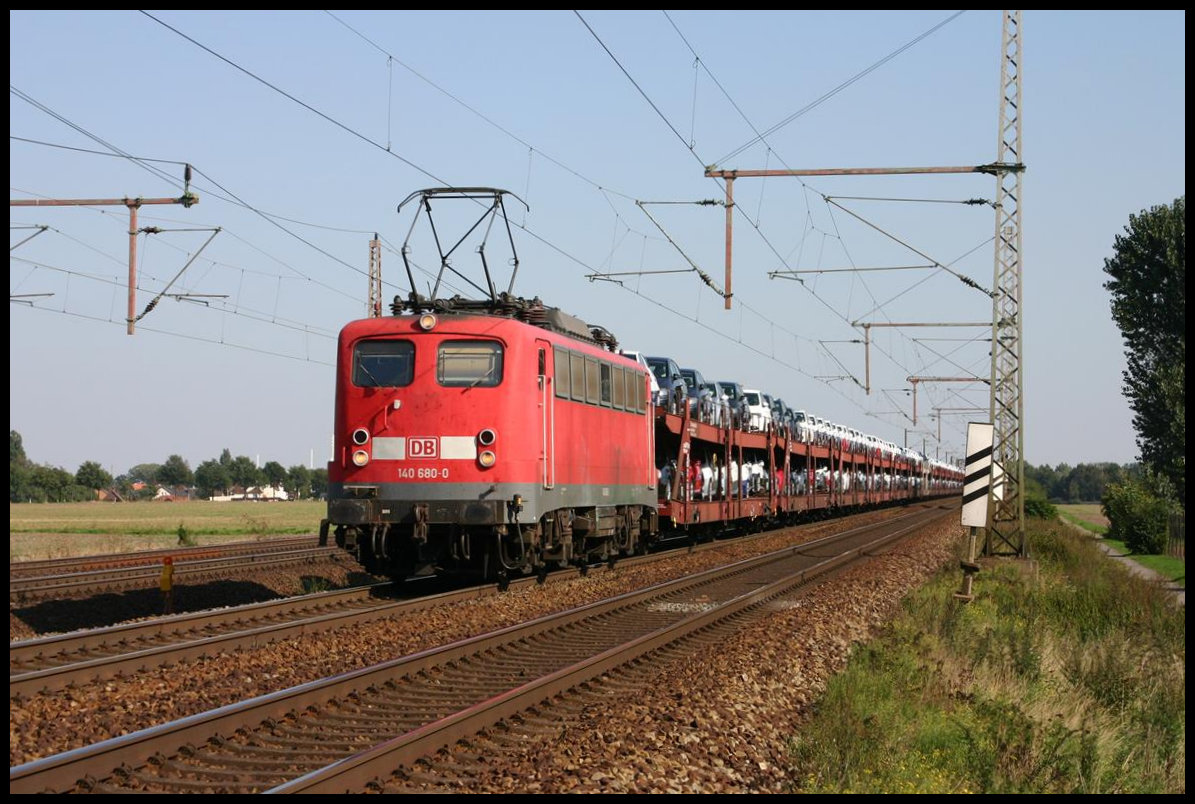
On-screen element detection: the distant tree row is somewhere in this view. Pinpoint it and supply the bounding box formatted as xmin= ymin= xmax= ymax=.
xmin=1024 ymin=461 xmax=1143 ymax=504
xmin=190 ymin=448 xmax=327 ymax=500
xmin=10 ymin=431 xmax=94 ymax=503
xmin=9 ymin=430 xmax=327 ymax=503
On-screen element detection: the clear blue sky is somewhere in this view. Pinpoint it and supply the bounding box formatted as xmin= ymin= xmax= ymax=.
xmin=9 ymin=10 xmax=1185 ymax=477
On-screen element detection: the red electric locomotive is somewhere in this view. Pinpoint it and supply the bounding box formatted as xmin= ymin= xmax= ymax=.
xmin=323 ymin=188 xmax=962 ymax=582
xmin=326 ymin=296 xmax=657 ymax=581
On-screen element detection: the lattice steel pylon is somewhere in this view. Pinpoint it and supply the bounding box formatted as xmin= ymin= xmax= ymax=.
xmin=986 ymin=10 xmax=1026 ymax=556
xmin=368 ymin=233 xmax=382 ymax=318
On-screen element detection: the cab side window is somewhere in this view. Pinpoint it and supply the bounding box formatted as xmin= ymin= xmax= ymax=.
xmin=554 ymin=347 xmax=570 ymax=398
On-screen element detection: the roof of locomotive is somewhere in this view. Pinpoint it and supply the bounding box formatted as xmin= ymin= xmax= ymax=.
xmin=338 ymin=294 xmax=636 ymax=365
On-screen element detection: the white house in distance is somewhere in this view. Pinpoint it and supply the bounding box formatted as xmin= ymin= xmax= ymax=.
xmin=209 ymin=485 xmax=290 ymax=502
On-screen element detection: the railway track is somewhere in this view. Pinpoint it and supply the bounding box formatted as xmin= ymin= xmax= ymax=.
xmin=9 ymin=536 xmax=321 ymax=579
xmin=9 ymin=543 xmax=341 ymax=603
xmin=10 ymin=584 xmax=390 ymax=698
xmin=10 ymin=504 xmax=952 ymax=794
xmin=10 ymin=506 xmax=924 ymax=698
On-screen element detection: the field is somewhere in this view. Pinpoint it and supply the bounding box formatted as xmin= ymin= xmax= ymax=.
xmin=1056 ymin=504 xmax=1183 ymax=585
xmin=1057 ymin=503 xmax=1110 ymax=529
xmin=9 ymin=500 xmax=326 ymax=561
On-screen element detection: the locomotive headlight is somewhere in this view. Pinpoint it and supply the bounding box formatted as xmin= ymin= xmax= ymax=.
xmin=352 ymin=449 xmax=370 ymax=467
xmin=418 ymin=313 xmax=437 ymax=331
xmin=477 ymin=428 xmax=497 ymax=446
xmin=478 ymin=449 xmax=497 ymax=468
xmin=352 ymin=428 xmax=371 ymax=446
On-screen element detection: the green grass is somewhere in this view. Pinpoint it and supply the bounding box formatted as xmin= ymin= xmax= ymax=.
xmin=9 ymin=500 xmax=326 ymax=560
xmin=1058 ymin=508 xmax=1108 ymax=535
xmin=1130 ymin=554 xmax=1185 ymax=586
xmin=10 ymin=499 xmax=324 ymax=534
xmin=1058 ymin=503 xmax=1108 ymax=523
xmin=1096 ymin=534 xmax=1186 ymax=587
xmin=788 ymin=519 xmax=1186 ymax=794
xmin=1056 ymin=507 xmax=1185 ymax=587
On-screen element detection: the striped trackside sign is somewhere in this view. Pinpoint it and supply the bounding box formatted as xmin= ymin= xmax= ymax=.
xmin=961 ymin=422 xmax=995 ymax=527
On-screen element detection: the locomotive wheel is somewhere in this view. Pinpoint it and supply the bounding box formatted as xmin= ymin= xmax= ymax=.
xmin=536 ymin=565 xmax=549 ymax=585
xmin=578 ymin=562 xmax=589 ymax=578
xmin=607 ymin=554 xmax=617 ymax=570
xmin=497 ymin=569 xmax=510 ymax=592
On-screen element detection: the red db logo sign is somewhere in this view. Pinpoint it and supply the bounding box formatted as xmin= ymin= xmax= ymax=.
xmin=408 ymin=437 xmax=438 ymax=458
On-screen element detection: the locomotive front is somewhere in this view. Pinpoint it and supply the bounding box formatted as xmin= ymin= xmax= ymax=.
xmin=326 ymin=312 xmax=536 ymax=578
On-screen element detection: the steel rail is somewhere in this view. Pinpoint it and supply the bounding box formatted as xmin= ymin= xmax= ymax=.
xmin=10 ymin=505 xmax=951 ymax=794
xmin=10 ymin=506 xmax=931 ymax=697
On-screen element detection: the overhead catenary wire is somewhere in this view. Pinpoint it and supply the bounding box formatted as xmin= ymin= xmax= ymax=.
xmin=15 ymin=302 xmax=335 ymax=365
xmin=10 ymin=224 xmax=48 ymax=252
xmin=11 ymin=254 xmax=339 ymax=340
xmin=613 ymin=16 xmax=944 ymax=366
xmin=143 ymin=9 xmax=901 ymax=408
xmin=823 ymin=196 xmax=994 ymax=296
xmin=9 ymin=102 xmax=372 ymax=305
xmin=12 ymin=134 xmax=380 ymax=234
xmin=323 ymin=10 xmax=639 ymax=203
xmin=715 ymin=10 xmax=969 ymax=165
xmin=9 ymin=185 xmax=365 ymax=322
xmin=134 ymin=227 xmax=222 ymax=323
xmin=827 ymin=194 xmax=994 ymax=206
xmin=587 ymin=20 xmax=957 ymax=410
xmin=123 ymin=11 xmax=975 ymax=450
xmin=573 ymin=12 xmax=956 ymax=426
xmin=655 ymin=12 xmax=992 ymax=413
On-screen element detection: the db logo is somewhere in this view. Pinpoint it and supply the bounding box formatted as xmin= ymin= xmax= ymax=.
xmin=408 ymin=437 xmax=438 ymax=458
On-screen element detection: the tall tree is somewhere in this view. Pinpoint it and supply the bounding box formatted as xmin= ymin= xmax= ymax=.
xmin=11 ymin=430 xmax=28 ymax=465
xmin=127 ymin=463 xmax=163 ymax=485
xmin=228 ymin=455 xmax=262 ymax=489
xmin=310 ymin=468 xmax=329 ymax=500
xmin=76 ymin=461 xmax=113 ymax=491
xmin=1103 ymin=196 xmax=1185 ymax=501
xmin=159 ymin=454 xmax=194 ymax=487
xmin=262 ymin=460 xmax=287 ymax=488
xmin=194 ymin=460 xmax=230 ymax=498
xmin=286 ymin=465 xmax=311 ymax=499
xmin=10 ymin=430 xmax=30 ymax=502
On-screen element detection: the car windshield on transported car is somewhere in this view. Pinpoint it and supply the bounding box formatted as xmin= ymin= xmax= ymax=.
xmin=679 ymin=367 xmax=713 ymax=420
xmin=644 ymin=355 xmax=688 ymax=412
xmin=702 ymin=381 xmax=730 ymax=426
xmin=717 ymin=381 xmax=749 ymax=429
xmin=743 ymin=389 xmax=773 ymax=432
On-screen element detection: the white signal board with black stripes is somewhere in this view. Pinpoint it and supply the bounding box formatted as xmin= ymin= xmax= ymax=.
xmin=962 ymin=422 xmax=995 ymax=527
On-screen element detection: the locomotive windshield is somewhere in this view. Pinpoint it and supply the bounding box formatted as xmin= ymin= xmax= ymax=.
xmin=437 ymin=340 xmax=503 ymax=387
xmin=353 ymin=340 xmax=414 ymax=387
